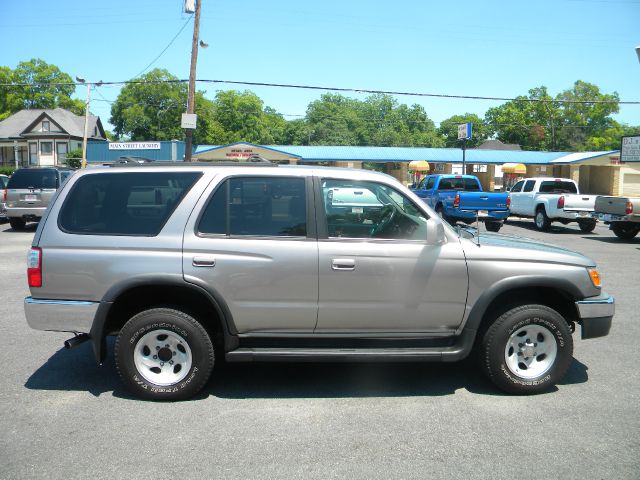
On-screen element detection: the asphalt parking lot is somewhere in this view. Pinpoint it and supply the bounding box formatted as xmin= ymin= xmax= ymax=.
xmin=0 ymin=218 xmax=638 ymax=479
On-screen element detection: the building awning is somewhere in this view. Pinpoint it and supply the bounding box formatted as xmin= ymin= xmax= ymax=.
xmin=408 ymin=160 xmax=430 ymax=171
xmin=502 ymin=163 xmax=527 ymax=174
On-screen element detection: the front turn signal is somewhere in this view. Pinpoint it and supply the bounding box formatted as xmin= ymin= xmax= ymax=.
xmin=588 ymin=268 xmax=601 ymax=288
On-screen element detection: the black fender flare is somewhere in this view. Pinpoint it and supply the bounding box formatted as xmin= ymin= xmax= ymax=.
xmin=89 ymin=275 xmax=238 ymax=364
xmin=443 ymin=275 xmax=584 ymax=362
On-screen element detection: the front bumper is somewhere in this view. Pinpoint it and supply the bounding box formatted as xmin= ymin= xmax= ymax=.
xmin=25 ymin=297 xmax=99 ymax=333
xmin=575 ymin=292 xmax=614 ymax=339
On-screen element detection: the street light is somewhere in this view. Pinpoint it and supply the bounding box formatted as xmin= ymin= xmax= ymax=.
xmin=76 ymin=77 xmax=102 ymax=168
xmin=636 ymin=45 xmax=640 ymax=63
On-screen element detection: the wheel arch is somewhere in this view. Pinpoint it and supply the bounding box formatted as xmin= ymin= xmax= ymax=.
xmin=89 ymin=277 xmax=238 ymax=364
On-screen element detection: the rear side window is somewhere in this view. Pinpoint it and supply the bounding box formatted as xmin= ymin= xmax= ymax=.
xmin=7 ymin=169 xmax=59 ymax=189
xmin=59 ymin=172 xmax=201 ymax=235
xmin=198 ymin=176 xmax=307 ymax=237
xmin=539 ymin=181 xmax=577 ymax=194
xmin=523 ymin=180 xmax=536 ymax=192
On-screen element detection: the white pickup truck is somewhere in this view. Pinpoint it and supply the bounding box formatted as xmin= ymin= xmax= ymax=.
xmin=508 ymin=177 xmax=598 ymax=232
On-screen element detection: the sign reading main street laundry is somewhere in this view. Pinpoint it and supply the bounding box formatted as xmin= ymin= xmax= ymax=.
xmin=108 ymin=142 xmax=161 ymax=150
xmin=621 ymin=136 xmax=640 ymax=162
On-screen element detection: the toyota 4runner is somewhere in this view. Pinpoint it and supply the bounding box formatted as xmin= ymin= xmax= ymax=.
xmin=24 ymin=162 xmax=614 ymax=400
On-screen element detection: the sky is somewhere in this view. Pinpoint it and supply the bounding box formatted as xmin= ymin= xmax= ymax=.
xmin=1 ymin=0 xmax=639 ymax=134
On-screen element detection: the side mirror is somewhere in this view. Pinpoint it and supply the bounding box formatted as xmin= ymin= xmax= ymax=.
xmin=426 ymin=218 xmax=446 ymax=245
xmin=409 ymin=183 xmax=416 ymax=189
xmin=505 ymin=187 xmax=511 ymax=192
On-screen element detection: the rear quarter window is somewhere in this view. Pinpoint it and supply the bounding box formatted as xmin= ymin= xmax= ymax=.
xmin=59 ymin=171 xmax=202 ymax=236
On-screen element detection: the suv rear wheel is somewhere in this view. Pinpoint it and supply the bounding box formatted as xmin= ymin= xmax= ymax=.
xmin=115 ymin=308 xmax=215 ymax=401
xmin=9 ymin=218 xmax=25 ymax=231
xmin=479 ymin=304 xmax=573 ymax=394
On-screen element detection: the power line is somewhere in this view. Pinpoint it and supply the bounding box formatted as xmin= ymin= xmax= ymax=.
xmin=132 ymin=16 xmax=193 ymax=79
xmin=1 ymin=79 xmax=638 ymax=105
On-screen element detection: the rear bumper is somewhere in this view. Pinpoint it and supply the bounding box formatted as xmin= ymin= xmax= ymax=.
xmin=575 ymin=293 xmax=614 ymax=339
xmin=7 ymin=206 xmax=46 ymax=219
xmin=24 ymin=297 xmax=98 ymax=333
xmin=451 ymin=209 xmax=509 ymax=222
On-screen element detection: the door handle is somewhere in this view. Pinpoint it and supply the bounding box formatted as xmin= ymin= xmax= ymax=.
xmin=331 ymin=258 xmax=355 ymax=271
xmin=192 ymin=256 xmax=216 ymax=267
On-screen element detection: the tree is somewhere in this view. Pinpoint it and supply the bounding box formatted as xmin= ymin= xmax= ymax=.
xmin=438 ymin=113 xmax=490 ymax=148
xmin=484 ymin=86 xmax=560 ymax=151
xmin=204 ymin=90 xmax=288 ymax=145
xmin=0 ymin=59 xmax=84 ymax=119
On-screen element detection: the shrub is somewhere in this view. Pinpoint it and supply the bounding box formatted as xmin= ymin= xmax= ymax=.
xmin=66 ymin=148 xmax=83 ymax=169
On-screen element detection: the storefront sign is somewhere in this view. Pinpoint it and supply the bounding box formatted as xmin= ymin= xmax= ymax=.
xmin=108 ymin=142 xmax=161 ymax=150
xmin=225 ymin=148 xmax=257 ymax=159
xmin=621 ymin=136 xmax=640 ymax=162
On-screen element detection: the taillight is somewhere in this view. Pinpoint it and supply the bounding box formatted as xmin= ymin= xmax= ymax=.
xmin=557 ymin=196 xmax=565 ymax=209
xmin=453 ymin=193 xmax=460 ymax=208
xmin=506 ymin=195 xmax=511 ymax=208
xmin=626 ymin=201 xmax=633 ymax=215
xmin=27 ymin=247 xmax=42 ymax=288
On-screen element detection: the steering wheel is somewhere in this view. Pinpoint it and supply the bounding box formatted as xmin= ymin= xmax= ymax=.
xmin=371 ymin=205 xmax=396 ymax=237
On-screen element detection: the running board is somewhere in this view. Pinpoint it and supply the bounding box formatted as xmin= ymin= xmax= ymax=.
xmin=226 ymin=347 xmax=449 ymax=362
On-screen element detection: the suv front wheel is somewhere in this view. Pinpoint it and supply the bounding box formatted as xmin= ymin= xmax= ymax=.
xmin=479 ymin=304 xmax=573 ymax=394
xmin=115 ymin=308 xmax=215 ymax=401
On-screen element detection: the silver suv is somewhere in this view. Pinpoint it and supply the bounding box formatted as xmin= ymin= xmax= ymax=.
xmin=24 ymin=163 xmax=614 ymax=400
xmin=6 ymin=167 xmax=73 ymax=230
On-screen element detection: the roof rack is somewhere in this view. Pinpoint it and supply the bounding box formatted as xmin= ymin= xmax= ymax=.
xmin=106 ymin=160 xmax=278 ymax=168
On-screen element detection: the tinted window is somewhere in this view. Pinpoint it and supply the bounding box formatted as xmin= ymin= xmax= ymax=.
xmin=510 ymin=181 xmax=524 ymax=193
xmin=523 ymin=180 xmax=536 ymax=192
xmin=437 ymin=177 xmax=480 ymax=191
xmin=7 ymin=169 xmax=59 ymax=189
xmin=0 ymin=176 xmax=8 ymax=188
xmin=425 ymin=177 xmax=436 ymax=189
xmin=322 ymin=179 xmax=427 ymax=240
xmin=60 ymin=172 xmax=201 ymax=235
xmin=198 ymin=177 xmax=307 ymax=237
xmin=539 ymin=181 xmax=577 ymax=194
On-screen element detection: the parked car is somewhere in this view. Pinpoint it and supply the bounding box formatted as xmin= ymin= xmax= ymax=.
xmin=411 ymin=174 xmax=509 ymax=232
xmin=0 ymin=174 xmax=9 ymax=220
xmin=5 ymin=167 xmax=73 ymax=230
xmin=24 ymin=163 xmax=613 ymax=400
xmin=592 ymin=196 xmax=640 ymax=240
xmin=508 ymin=177 xmax=598 ymax=232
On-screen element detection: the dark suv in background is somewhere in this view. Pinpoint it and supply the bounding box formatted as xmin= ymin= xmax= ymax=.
xmin=5 ymin=167 xmax=73 ymax=230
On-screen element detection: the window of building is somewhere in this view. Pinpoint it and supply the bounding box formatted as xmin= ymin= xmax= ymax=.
xmin=40 ymin=142 xmax=53 ymax=155
xmin=198 ymin=177 xmax=307 ymax=237
xmin=321 ymin=179 xmax=427 ymax=240
xmin=59 ymin=172 xmax=202 ymax=236
xmin=29 ymin=143 xmax=38 ymax=165
xmin=473 ymin=164 xmax=488 ymax=173
xmin=42 ymin=121 xmax=50 ymax=132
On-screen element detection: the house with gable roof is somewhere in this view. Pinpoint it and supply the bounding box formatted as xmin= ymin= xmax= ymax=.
xmin=0 ymin=108 xmax=106 ymax=167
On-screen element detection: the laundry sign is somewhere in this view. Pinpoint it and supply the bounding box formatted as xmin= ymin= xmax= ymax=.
xmin=108 ymin=142 xmax=161 ymax=150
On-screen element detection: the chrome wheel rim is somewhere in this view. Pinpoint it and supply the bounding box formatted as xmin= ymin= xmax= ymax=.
xmin=504 ymin=324 xmax=557 ymax=379
xmin=133 ymin=329 xmax=192 ymax=386
xmin=535 ymin=211 xmax=544 ymax=228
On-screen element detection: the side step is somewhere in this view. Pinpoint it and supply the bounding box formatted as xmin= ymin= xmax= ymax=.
xmin=226 ymin=347 xmax=447 ymax=363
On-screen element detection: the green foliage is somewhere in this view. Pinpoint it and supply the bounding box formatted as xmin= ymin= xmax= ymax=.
xmin=438 ymin=113 xmax=490 ymax=148
xmin=0 ymin=167 xmax=16 ymax=176
xmin=65 ymin=148 xmax=83 ymax=169
xmin=3 ymin=59 xmax=84 ymax=116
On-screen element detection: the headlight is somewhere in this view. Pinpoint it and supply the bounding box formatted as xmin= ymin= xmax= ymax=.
xmin=588 ymin=268 xmax=602 ymax=288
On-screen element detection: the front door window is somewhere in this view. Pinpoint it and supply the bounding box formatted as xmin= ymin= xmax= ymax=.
xmin=29 ymin=143 xmax=38 ymax=165
xmin=56 ymin=142 xmax=68 ymax=165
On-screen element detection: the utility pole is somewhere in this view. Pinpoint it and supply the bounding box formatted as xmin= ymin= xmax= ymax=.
xmin=184 ymin=0 xmax=202 ymax=162
xmin=81 ymin=81 xmax=91 ymax=169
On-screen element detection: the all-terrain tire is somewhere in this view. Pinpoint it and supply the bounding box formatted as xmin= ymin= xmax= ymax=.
xmin=577 ymin=218 xmax=597 ymax=233
xmin=485 ymin=221 xmax=502 ymax=232
xmin=115 ymin=308 xmax=215 ymax=401
xmin=611 ymin=222 xmax=640 ymax=240
xmin=534 ymin=207 xmax=551 ymax=231
xmin=479 ymin=304 xmax=573 ymax=394
xmin=9 ymin=218 xmax=26 ymax=230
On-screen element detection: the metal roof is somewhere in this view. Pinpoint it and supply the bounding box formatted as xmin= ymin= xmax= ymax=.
xmin=194 ymin=143 xmax=618 ymax=165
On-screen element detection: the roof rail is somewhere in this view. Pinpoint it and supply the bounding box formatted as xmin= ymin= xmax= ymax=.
xmin=106 ymin=161 xmax=279 ymax=168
